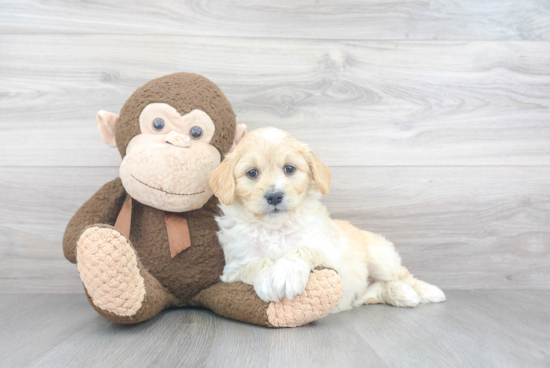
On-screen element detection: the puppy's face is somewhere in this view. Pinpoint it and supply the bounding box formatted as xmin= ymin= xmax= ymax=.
xmin=210 ymin=128 xmax=331 ymax=224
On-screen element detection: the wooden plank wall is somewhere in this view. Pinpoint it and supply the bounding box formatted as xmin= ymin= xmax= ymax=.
xmin=1 ymin=1 xmax=549 ymax=293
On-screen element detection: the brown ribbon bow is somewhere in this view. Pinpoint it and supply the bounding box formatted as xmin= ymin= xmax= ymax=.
xmin=114 ymin=195 xmax=192 ymax=258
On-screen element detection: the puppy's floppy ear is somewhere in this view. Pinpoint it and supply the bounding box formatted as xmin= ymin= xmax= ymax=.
xmin=306 ymin=149 xmax=331 ymax=195
xmin=209 ymin=153 xmax=236 ymax=205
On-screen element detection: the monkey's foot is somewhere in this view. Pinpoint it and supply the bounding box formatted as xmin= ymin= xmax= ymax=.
xmin=77 ymin=225 xmax=147 ymax=317
xmin=266 ymin=267 xmax=344 ymax=328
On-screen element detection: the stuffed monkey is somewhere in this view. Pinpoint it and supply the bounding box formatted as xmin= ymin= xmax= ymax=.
xmin=63 ymin=73 xmax=344 ymax=327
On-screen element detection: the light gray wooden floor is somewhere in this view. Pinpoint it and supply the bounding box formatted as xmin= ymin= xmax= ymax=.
xmin=1 ymin=291 xmax=549 ymax=368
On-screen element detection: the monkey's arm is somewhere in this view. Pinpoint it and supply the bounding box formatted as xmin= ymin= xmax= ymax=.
xmin=63 ymin=178 xmax=126 ymax=263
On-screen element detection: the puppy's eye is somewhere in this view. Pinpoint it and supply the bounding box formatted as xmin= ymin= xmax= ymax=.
xmin=152 ymin=118 xmax=165 ymax=132
xmin=189 ymin=126 xmax=203 ymax=139
xmin=246 ymin=169 xmax=258 ymax=179
xmin=284 ymin=165 xmax=296 ymax=175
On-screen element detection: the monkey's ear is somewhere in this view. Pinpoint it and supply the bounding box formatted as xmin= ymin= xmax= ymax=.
xmin=97 ymin=110 xmax=119 ymax=148
xmin=306 ymin=149 xmax=331 ymax=195
xmin=229 ymin=124 xmax=247 ymax=153
xmin=209 ymin=154 xmax=236 ymax=205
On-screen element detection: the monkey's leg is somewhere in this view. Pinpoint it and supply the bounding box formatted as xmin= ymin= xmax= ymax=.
xmin=191 ymin=267 xmax=344 ymax=328
xmin=64 ymin=178 xmax=127 ymax=263
xmin=77 ymin=224 xmax=178 ymax=324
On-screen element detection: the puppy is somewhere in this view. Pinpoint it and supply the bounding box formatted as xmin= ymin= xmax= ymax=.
xmin=209 ymin=127 xmax=445 ymax=311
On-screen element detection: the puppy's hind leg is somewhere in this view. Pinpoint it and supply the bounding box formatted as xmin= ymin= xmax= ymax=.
xmin=360 ymin=281 xmax=420 ymax=308
xmin=399 ymin=267 xmax=446 ymax=304
xmin=361 ymin=232 xmax=419 ymax=307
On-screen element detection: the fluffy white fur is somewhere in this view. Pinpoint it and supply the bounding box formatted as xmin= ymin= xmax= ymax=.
xmin=210 ymin=128 xmax=446 ymax=312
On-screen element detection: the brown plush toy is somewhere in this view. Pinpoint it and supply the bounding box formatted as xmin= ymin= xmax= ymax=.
xmin=63 ymin=72 xmax=344 ymax=327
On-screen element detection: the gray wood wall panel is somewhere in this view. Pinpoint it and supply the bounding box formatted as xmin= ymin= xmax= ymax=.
xmin=1 ymin=36 xmax=550 ymax=167
xmin=1 ymin=0 xmax=549 ymax=40
xmin=1 ymin=166 xmax=548 ymax=293
xmin=0 ymin=2 xmax=549 ymax=294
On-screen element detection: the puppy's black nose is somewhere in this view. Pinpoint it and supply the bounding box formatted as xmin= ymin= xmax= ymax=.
xmin=265 ymin=191 xmax=284 ymax=205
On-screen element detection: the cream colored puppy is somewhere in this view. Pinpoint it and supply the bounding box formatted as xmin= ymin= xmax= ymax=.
xmin=209 ymin=127 xmax=445 ymax=311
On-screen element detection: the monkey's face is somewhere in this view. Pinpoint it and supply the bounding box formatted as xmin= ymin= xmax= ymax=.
xmin=97 ymin=73 xmax=245 ymax=212
xmin=119 ymin=103 xmax=220 ymax=212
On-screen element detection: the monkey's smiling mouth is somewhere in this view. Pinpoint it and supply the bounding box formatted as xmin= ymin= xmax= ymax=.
xmin=131 ymin=174 xmax=205 ymax=196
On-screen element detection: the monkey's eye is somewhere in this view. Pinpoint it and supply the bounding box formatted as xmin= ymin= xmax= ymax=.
xmin=152 ymin=118 xmax=165 ymax=132
xmin=284 ymin=165 xmax=296 ymax=175
xmin=189 ymin=126 xmax=203 ymax=139
xmin=246 ymin=169 xmax=259 ymax=179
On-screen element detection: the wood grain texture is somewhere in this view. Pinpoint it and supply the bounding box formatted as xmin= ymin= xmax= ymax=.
xmin=1 ymin=35 xmax=549 ymax=167
xmin=1 ymin=2 xmax=549 ymax=299
xmin=1 ymin=166 xmax=548 ymax=293
xmin=1 ymin=0 xmax=549 ymax=40
xmin=0 ymin=291 xmax=548 ymax=367
xmin=0 ymin=294 xmax=99 ymax=367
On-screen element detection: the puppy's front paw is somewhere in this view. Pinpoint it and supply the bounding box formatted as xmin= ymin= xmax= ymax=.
xmin=269 ymin=258 xmax=311 ymax=301
xmin=266 ymin=268 xmax=345 ymax=327
xmin=254 ymin=275 xmax=280 ymax=302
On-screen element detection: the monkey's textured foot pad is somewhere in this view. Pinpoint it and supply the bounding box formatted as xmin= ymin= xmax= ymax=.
xmin=266 ymin=268 xmax=344 ymax=327
xmin=77 ymin=226 xmax=145 ymax=317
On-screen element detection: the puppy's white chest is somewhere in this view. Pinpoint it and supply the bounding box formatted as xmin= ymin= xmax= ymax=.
xmin=249 ymin=228 xmax=303 ymax=260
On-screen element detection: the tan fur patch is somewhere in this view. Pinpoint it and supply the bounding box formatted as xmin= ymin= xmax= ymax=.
xmin=77 ymin=226 xmax=146 ymax=316
xmin=266 ymin=269 xmax=344 ymax=328
xmin=365 ymin=297 xmax=381 ymax=305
